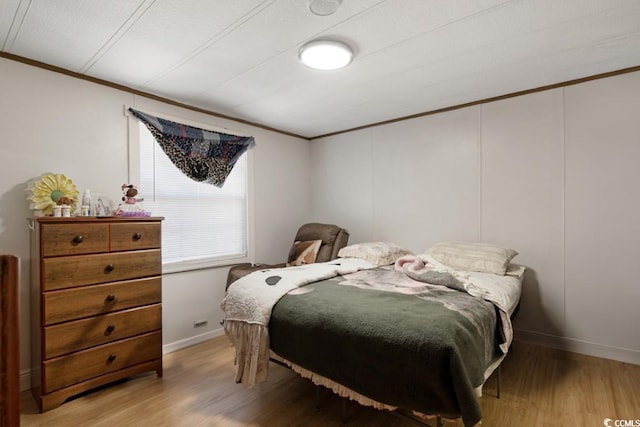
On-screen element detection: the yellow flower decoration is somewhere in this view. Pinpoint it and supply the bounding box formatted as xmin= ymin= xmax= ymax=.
xmin=28 ymin=173 xmax=79 ymax=216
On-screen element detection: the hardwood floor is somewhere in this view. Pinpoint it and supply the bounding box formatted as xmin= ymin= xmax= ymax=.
xmin=20 ymin=336 xmax=640 ymax=426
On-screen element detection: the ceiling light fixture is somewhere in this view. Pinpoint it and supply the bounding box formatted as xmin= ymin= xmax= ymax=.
xmin=299 ymin=40 xmax=353 ymax=71
xmin=308 ymin=0 xmax=342 ymax=16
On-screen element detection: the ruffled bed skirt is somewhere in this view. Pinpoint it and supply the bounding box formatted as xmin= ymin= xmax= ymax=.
xmin=223 ymin=320 xmax=270 ymax=387
xmin=269 ymin=353 xmax=474 ymax=425
xmin=270 ymin=352 xmax=397 ymax=411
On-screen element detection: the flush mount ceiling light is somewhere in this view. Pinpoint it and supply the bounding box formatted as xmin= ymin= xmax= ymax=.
xmin=299 ymin=40 xmax=353 ymax=71
xmin=308 ymin=0 xmax=342 ymax=16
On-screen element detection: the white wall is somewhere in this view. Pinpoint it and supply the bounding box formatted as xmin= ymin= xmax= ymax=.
xmin=0 ymin=57 xmax=311 ymax=390
xmin=564 ymin=73 xmax=640 ymax=360
xmin=481 ymin=90 xmax=566 ymax=339
xmin=311 ymin=71 xmax=640 ymax=365
xmin=310 ymin=107 xmax=481 ymax=248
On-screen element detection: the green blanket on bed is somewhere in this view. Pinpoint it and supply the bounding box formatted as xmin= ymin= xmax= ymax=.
xmin=269 ymin=268 xmax=502 ymax=427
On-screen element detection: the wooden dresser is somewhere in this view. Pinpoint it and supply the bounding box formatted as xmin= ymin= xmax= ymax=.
xmin=30 ymin=217 xmax=164 ymax=412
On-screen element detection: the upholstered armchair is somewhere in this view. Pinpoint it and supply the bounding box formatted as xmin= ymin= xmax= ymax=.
xmin=225 ymin=222 xmax=349 ymax=290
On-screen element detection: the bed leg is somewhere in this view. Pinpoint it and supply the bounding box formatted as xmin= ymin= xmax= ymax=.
xmin=436 ymin=415 xmax=443 ymax=427
xmin=315 ymin=386 xmax=322 ymax=410
xmin=341 ymin=398 xmax=348 ymax=422
xmin=497 ymin=364 xmax=501 ymax=399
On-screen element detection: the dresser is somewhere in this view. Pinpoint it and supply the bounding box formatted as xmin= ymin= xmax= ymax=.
xmin=30 ymin=217 xmax=164 ymax=412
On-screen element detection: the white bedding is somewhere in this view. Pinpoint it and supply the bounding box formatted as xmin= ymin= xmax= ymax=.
xmin=418 ymin=254 xmax=524 ymax=317
xmin=465 ymin=267 xmax=524 ymax=317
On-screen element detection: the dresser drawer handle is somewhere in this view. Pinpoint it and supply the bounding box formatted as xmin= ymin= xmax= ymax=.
xmin=105 ymin=264 xmax=115 ymax=273
xmin=107 ymin=354 xmax=117 ymax=363
xmin=105 ymin=324 xmax=116 ymax=335
xmin=105 ymin=294 xmax=116 ymax=304
xmin=133 ymin=232 xmax=142 ymax=240
xmin=73 ymin=235 xmax=84 ymax=244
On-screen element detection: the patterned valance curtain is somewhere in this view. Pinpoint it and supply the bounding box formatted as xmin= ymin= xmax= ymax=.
xmin=129 ymin=108 xmax=255 ymax=187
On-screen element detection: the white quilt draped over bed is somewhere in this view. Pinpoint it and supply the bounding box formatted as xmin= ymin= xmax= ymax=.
xmin=221 ymin=258 xmax=375 ymax=387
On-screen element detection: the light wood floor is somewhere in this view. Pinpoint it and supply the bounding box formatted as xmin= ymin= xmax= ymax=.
xmin=20 ymin=337 xmax=640 ymax=426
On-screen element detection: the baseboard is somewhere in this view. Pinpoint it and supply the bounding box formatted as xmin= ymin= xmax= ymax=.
xmin=162 ymin=328 xmax=225 ymax=354
xmin=19 ymin=328 xmax=227 ymax=392
xmin=20 ymin=368 xmax=31 ymax=392
xmin=514 ymin=328 xmax=640 ymax=365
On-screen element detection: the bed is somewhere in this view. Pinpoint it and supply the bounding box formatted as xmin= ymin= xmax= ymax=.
xmin=221 ymin=242 xmax=524 ymax=427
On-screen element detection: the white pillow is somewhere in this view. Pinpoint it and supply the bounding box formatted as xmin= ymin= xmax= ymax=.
xmin=338 ymin=242 xmax=413 ymax=266
xmin=426 ymin=241 xmax=518 ymax=275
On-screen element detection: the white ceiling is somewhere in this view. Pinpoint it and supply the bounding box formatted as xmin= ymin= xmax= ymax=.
xmin=1 ymin=0 xmax=639 ymax=139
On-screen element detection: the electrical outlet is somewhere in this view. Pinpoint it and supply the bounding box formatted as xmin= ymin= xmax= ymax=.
xmin=193 ymin=319 xmax=208 ymax=327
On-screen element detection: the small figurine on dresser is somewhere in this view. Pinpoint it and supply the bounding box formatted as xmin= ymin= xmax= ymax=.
xmin=114 ymin=184 xmax=151 ymax=217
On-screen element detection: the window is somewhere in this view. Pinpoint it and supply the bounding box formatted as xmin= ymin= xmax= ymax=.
xmin=136 ymin=119 xmax=250 ymax=272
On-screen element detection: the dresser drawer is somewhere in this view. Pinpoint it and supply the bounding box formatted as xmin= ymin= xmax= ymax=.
xmin=110 ymin=222 xmax=161 ymax=251
xmin=44 ymin=304 xmax=161 ymax=358
xmin=43 ymin=277 xmax=161 ymax=325
xmin=42 ymin=249 xmax=161 ymax=291
xmin=43 ymin=331 xmax=162 ymax=393
xmin=40 ymin=223 xmax=109 ymax=257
